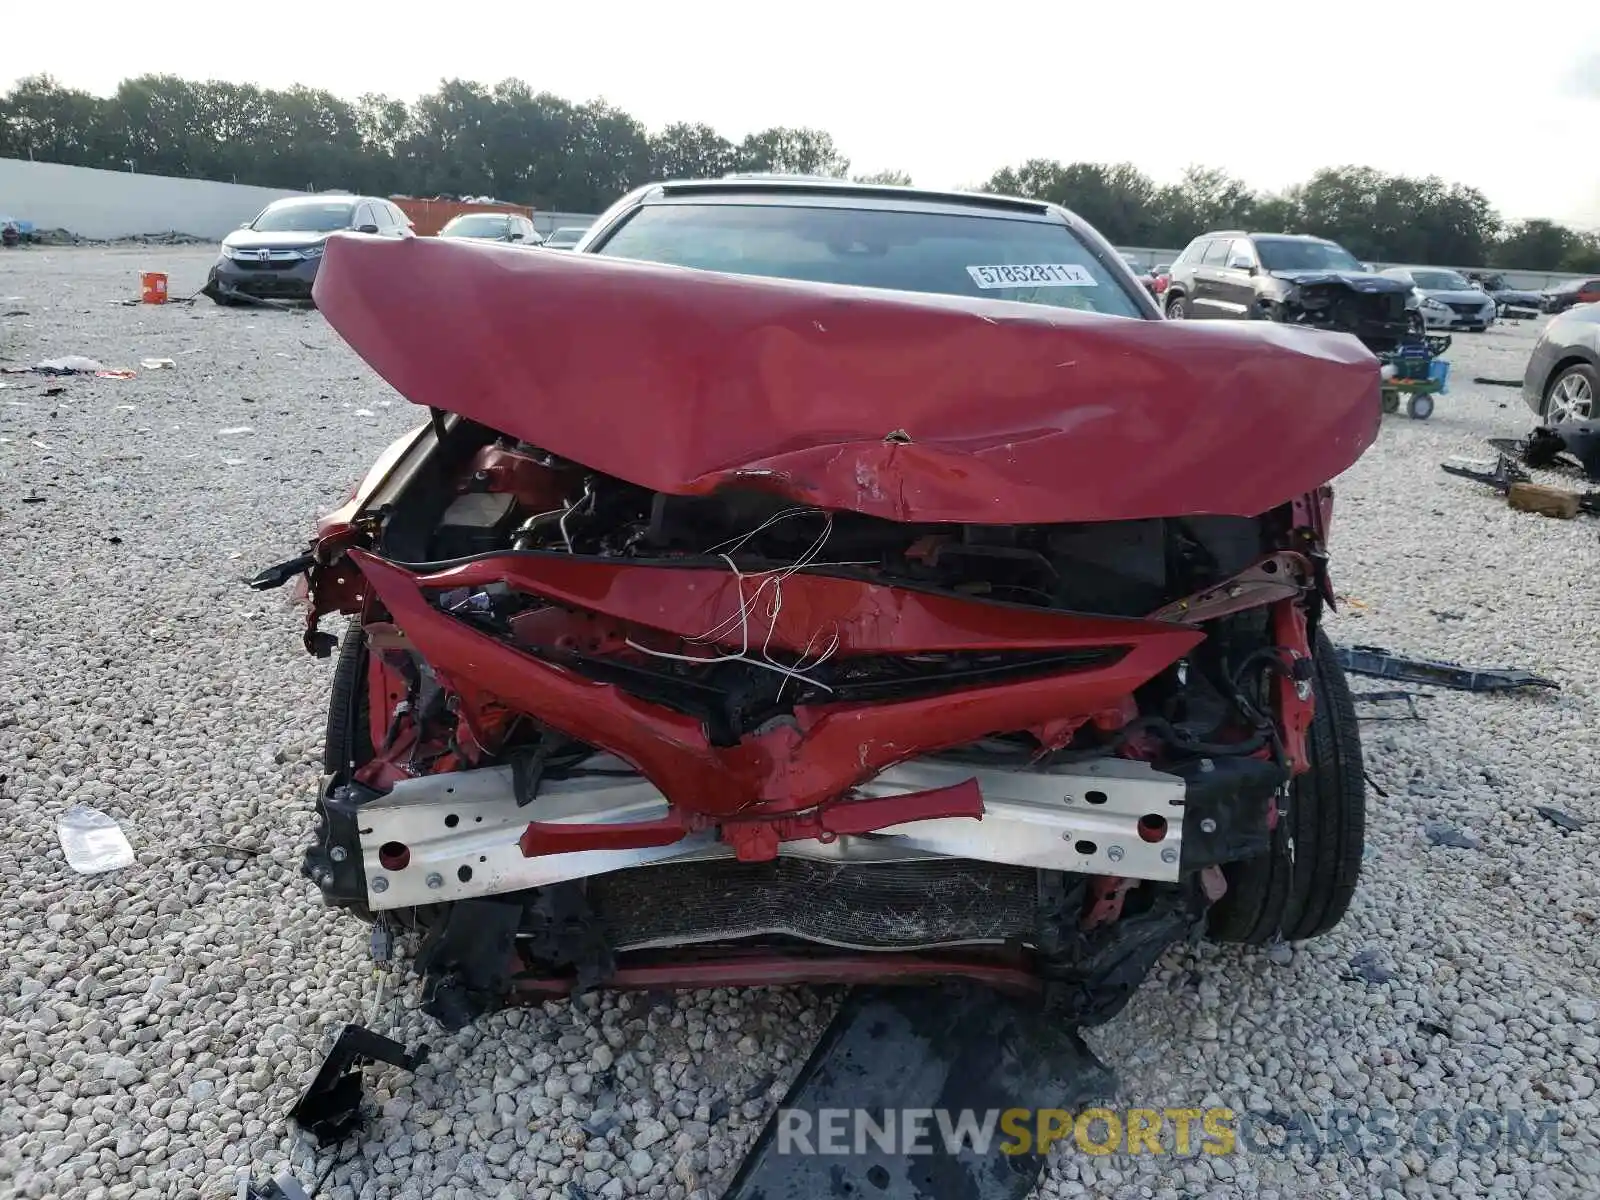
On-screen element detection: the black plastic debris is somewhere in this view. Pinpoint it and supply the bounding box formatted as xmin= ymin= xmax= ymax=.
xmin=288 ymin=1024 xmax=428 ymax=1148
xmin=1423 ymin=822 xmax=1481 ymax=850
xmin=1334 ymin=644 xmax=1558 ymax=693
xmin=1535 ymin=805 xmax=1587 ymax=833
xmin=1440 ymin=453 xmax=1529 ymax=493
xmin=1351 ymin=690 xmax=1425 ymax=721
xmin=1495 ymin=422 xmax=1600 ymax=481
xmin=415 ymin=898 xmax=525 ymax=1030
xmin=722 ymin=983 xmax=1116 ymax=1200
xmin=1344 ymin=948 xmax=1396 ymax=985
xmin=237 ymin=1174 xmax=311 ymax=1200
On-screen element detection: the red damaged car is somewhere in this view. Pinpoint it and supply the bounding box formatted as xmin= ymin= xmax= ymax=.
xmin=256 ymin=179 xmax=1372 ymax=1029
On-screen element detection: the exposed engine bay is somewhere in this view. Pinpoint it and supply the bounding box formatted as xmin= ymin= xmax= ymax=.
xmin=285 ymin=415 xmax=1326 ymax=1025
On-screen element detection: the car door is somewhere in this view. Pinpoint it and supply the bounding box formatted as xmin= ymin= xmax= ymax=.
xmin=1211 ymin=238 xmax=1260 ymax=316
xmin=1580 ymin=279 xmax=1600 ymax=305
xmin=1190 ymin=239 xmax=1234 ymax=317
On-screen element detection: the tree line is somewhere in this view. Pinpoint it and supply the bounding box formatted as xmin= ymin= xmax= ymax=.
xmin=4 ymin=73 xmax=1597 ymax=272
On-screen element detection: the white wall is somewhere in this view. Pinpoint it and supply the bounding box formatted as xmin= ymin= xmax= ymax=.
xmin=0 ymin=158 xmax=306 ymax=240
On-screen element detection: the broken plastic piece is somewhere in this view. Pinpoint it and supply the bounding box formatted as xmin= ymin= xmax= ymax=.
xmin=237 ymin=1173 xmax=310 ymax=1200
xmin=288 ymin=1024 xmax=428 ymax=1148
xmin=34 ymin=355 xmax=105 ymax=374
xmin=1333 ymin=644 xmax=1558 ymax=692
xmin=1535 ymin=805 xmax=1586 ymax=833
xmin=140 ymin=357 xmax=176 ymax=370
xmin=57 ymin=804 xmax=135 ymax=873
xmin=1423 ymin=822 xmax=1481 ymax=850
xmin=723 ymin=982 xmax=1116 ymax=1200
xmin=250 ymin=553 xmax=314 ymax=591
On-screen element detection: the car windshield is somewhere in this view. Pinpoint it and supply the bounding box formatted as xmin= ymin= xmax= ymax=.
xmin=251 ymin=202 xmax=356 ymax=233
xmin=547 ymin=228 xmax=585 ymax=244
xmin=1411 ymin=270 xmax=1472 ymax=290
xmin=1254 ymin=238 xmax=1365 ymax=273
xmin=441 ymin=215 xmax=511 ymax=238
xmin=593 ymin=203 xmax=1143 ymax=316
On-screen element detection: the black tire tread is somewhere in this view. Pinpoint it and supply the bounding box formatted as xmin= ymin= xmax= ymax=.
xmin=1207 ymin=628 xmax=1365 ymax=944
xmin=322 ymin=621 xmax=372 ymax=774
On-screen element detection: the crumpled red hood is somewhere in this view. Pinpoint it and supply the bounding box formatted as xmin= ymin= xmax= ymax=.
xmin=314 ymin=233 xmax=1380 ymax=524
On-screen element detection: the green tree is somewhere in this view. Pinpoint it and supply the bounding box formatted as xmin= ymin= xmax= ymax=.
xmin=983 ymin=159 xmax=1158 ymax=245
xmin=0 ymin=74 xmax=118 ymax=167
xmin=737 ymin=127 xmax=849 ymax=176
xmin=649 ymin=122 xmax=739 ymax=181
xmin=853 ymin=169 xmax=913 ymax=186
xmin=1491 ymin=219 xmax=1577 ymax=271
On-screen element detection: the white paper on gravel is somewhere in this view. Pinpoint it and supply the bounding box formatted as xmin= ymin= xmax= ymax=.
xmin=57 ymin=804 xmax=136 ymax=873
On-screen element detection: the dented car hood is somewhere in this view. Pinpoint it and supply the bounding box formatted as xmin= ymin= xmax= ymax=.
xmin=313 ymin=234 xmax=1381 ymax=524
xmin=1269 ymin=269 xmax=1412 ymax=295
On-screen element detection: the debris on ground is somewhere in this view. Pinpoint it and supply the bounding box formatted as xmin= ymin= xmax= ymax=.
xmin=1472 ymin=376 xmax=1523 ymax=388
xmin=1508 ymin=480 xmax=1587 ymax=519
xmin=723 ymin=983 xmax=1115 ymax=1200
xmin=1423 ymin=821 xmax=1481 ymax=850
xmin=1535 ymin=805 xmax=1587 ymax=833
xmin=1351 ymin=689 xmax=1426 ymax=720
xmin=56 ymin=804 xmax=136 ymax=873
xmin=33 ymin=355 xmax=105 ymax=374
xmin=1492 ymin=422 xmax=1600 ymax=481
xmin=1344 ymin=948 xmax=1396 ymax=985
xmin=139 ymin=357 xmax=176 ymax=370
xmin=1441 ymin=450 xmax=1600 ymax=517
xmin=1334 ymin=644 xmax=1558 ymax=691
xmin=288 ymin=1023 xmax=429 ymax=1147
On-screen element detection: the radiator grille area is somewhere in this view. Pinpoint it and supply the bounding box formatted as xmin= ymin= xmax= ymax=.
xmin=590 ymin=857 xmax=1040 ymax=952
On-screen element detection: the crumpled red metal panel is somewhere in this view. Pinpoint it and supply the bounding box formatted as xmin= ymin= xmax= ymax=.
xmin=313 ymin=234 xmax=1381 ymax=525
xmin=350 ymin=550 xmax=1204 ymax=818
xmin=408 ymin=553 xmax=1193 ymax=657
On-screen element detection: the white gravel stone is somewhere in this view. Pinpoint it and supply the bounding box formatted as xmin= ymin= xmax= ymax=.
xmin=2 ymin=251 xmax=1597 ymax=1200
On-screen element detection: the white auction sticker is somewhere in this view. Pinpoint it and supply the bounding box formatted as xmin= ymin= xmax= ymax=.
xmin=966 ymin=263 xmax=1098 ymax=289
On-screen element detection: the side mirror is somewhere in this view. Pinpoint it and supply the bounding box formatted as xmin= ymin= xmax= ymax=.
xmin=1227 ymin=257 xmax=1255 ymax=273
xmin=357 ymin=223 xmax=380 ymax=235
xmin=508 ymin=231 xmax=524 ymax=241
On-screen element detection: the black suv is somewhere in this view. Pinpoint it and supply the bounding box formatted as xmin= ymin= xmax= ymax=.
xmin=1164 ymin=230 xmax=1418 ymax=352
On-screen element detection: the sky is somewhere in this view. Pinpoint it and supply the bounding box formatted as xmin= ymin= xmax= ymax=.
xmin=7 ymin=0 xmax=1600 ymax=227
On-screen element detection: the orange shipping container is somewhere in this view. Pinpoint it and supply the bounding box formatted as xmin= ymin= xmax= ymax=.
xmin=393 ymin=198 xmax=536 ymax=238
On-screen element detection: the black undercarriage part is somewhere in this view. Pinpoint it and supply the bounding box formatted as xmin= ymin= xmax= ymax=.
xmin=1333 ymin=643 xmax=1558 ymax=692
xmin=722 ymin=982 xmax=1117 ymax=1200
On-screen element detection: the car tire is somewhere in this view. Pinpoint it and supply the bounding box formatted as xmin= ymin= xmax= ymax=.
xmin=1543 ymin=362 xmax=1598 ymax=424
xmin=1165 ymin=295 xmax=1187 ymax=319
xmin=323 ymin=620 xmax=373 ymax=775
xmin=1207 ymin=628 xmax=1365 ymax=945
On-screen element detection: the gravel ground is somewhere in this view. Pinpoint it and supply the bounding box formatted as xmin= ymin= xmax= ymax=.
xmin=1 ymin=247 xmax=1597 ymax=1200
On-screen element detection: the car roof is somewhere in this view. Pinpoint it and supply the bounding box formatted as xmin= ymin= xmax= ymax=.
xmin=1197 ymin=231 xmax=1342 ymax=244
xmin=267 ymin=194 xmax=364 ymax=207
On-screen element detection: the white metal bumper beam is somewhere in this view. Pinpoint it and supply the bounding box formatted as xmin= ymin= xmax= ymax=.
xmin=359 ymin=756 xmax=1185 ymax=910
